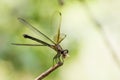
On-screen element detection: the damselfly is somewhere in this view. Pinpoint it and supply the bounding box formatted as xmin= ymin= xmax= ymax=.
xmin=12 ymin=13 xmax=69 ymax=64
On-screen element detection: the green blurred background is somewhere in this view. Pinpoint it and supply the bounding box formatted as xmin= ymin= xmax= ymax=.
xmin=0 ymin=0 xmax=120 ymax=80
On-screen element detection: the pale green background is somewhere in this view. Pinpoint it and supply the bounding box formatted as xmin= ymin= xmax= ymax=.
xmin=0 ymin=0 xmax=120 ymax=80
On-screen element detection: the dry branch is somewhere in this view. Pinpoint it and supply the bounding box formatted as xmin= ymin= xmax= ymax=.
xmin=35 ymin=62 xmax=63 ymax=80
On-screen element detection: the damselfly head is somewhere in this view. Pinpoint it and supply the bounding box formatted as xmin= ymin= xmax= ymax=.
xmin=61 ymin=49 xmax=69 ymax=58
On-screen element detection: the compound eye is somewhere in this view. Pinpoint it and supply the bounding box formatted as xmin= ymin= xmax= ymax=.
xmin=64 ymin=49 xmax=68 ymax=54
xmin=61 ymin=49 xmax=68 ymax=54
xmin=61 ymin=49 xmax=69 ymax=58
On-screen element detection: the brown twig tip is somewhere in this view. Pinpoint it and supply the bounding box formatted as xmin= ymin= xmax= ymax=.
xmin=35 ymin=62 xmax=63 ymax=80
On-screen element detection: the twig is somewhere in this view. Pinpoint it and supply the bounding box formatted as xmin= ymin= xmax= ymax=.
xmin=35 ymin=62 xmax=63 ymax=80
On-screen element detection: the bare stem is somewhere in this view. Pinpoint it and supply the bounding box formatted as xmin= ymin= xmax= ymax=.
xmin=35 ymin=62 xmax=63 ymax=80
